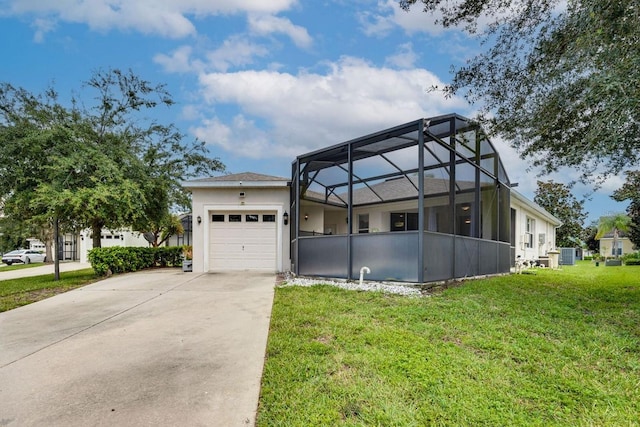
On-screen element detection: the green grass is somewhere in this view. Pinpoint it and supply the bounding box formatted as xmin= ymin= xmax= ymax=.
xmin=0 ymin=262 xmax=48 ymax=272
xmin=0 ymin=268 xmax=99 ymax=312
xmin=257 ymin=261 xmax=640 ymax=426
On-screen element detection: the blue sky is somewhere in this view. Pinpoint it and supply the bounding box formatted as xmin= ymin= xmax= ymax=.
xmin=0 ymin=0 xmax=627 ymax=224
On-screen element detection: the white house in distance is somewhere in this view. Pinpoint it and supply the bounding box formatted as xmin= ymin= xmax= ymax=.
xmin=183 ymin=114 xmax=561 ymax=283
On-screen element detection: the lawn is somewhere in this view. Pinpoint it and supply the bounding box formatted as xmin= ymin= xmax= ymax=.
xmin=0 ymin=268 xmax=99 ymax=312
xmin=257 ymin=262 xmax=640 ymax=426
xmin=0 ymin=262 xmax=48 ymax=272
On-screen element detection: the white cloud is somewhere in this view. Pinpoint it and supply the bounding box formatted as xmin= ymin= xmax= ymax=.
xmin=193 ymin=56 xmax=469 ymax=159
xmin=248 ymin=14 xmax=312 ymax=49
xmin=385 ymin=42 xmax=418 ymax=69
xmin=154 ymin=46 xmax=199 ymax=73
xmin=31 ymin=17 xmax=56 ymax=42
xmin=205 ymin=36 xmax=270 ymax=72
xmin=360 ymin=0 xmax=449 ymax=37
xmin=5 ymin=0 xmax=299 ymax=39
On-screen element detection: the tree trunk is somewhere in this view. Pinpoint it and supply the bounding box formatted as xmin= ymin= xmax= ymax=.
xmin=92 ymin=221 xmax=103 ymax=249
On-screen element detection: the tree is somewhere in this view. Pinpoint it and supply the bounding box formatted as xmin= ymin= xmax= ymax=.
xmin=0 ymin=69 xmax=224 ymax=253
xmin=400 ymin=0 xmax=640 ymax=182
xmin=582 ymin=223 xmax=599 ymax=253
xmin=533 ymin=180 xmax=586 ymax=247
xmin=612 ymin=171 xmax=640 ymax=249
xmin=595 ymin=213 xmax=631 ymax=259
xmin=140 ymin=213 xmax=184 ymax=248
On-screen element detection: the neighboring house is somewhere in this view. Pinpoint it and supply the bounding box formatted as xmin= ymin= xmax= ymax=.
xmin=598 ymin=232 xmax=635 ymax=258
xmin=183 ymin=114 xmax=558 ymax=283
xmin=510 ymin=190 xmax=562 ymax=261
xmin=30 ymin=230 xmax=150 ymax=263
xmin=165 ymin=213 xmax=193 ymax=248
xmin=79 ymin=230 xmax=149 ymax=263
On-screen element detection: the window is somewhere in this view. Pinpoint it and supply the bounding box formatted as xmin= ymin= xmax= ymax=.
xmin=612 ymin=241 xmax=623 ymax=256
xmin=525 ymin=217 xmax=535 ymax=248
xmin=358 ymin=214 xmax=369 ymax=233
xmin=229 ymin=215 xmax=242 ymax=222
xmin=263 ymin=214 xmax=276 ymax=222
xmin=212 ymin=214 xmax=225 ymax=222
xmin=391 ymin=212 xmax=418 ymax=231
xmin=246 ymin=214 xmax=259 ymax=222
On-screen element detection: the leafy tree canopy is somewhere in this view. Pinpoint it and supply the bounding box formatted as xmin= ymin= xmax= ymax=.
xmin=582 ymin=223 xmax=599 ymax=253
xmin=400 ymin=0 xmax=640 ymax=182
xmin=612 ymin=171 xmax=640 ymax=249
xmin=0 ymin=69 xmax=224 ymax=249
xmin=533 ymin=180 xmax=586 ymax=247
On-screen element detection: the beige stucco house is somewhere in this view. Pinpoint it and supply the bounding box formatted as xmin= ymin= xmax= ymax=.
xmin=598 ymin=232 xmax=635 ymax=258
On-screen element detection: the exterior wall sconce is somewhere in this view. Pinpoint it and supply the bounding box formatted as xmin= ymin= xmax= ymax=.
xmin=304 ymin=213 xmax=309 ymax=221
xmin=197 ymin=215 xmax=202 ymax=224
xmin=283 ymin=212 xmax=289 ymax=225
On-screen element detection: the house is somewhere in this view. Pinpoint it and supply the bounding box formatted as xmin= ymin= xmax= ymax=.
xmin=183 ymin=173 xmax=291 ymax=273
xmin=510 ymin=190 xmax=562 ymax=262
xmin=184 ymin=114 xmax=562 ymax=283
xmin=598 ymin=231 xmax=635 ymax=258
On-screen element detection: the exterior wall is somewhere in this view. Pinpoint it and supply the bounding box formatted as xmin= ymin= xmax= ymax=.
xmin=79 ymin=230 xmax=149 ymax=263
xmin=599 ymin=237 xmax=634 ymax=257
xmin=510 ymin=196 xmax=559 ymax=261
xmin=190 ymin=186 xmax=290 ymax=273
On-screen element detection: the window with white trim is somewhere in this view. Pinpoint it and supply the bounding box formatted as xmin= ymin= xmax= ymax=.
xmin=525 ymin=217 xmax=535 ymax=248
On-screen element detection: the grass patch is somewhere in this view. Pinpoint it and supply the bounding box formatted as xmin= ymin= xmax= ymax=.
xmin=0 ymin=268 xmax=99 ymax=312
xmin=257 ymin=261 xmax=640 ymax=426
xmin=0 ymin=262 xmax=48 ymax=272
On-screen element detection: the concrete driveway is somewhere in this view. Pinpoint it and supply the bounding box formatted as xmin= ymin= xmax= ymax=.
xmin=0 ymin=269 xmax=276 ymax=426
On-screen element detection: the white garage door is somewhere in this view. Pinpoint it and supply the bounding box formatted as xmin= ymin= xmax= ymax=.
xmin=209 ymin=212 xmax=277 ymax=271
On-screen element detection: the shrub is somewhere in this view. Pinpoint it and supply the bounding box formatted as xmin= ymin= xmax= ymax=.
xmin=88 ymin=246 xmax=184 ymax=276
xmin=583 ymin=256 xmax=593 ymax=261
xmin=625 ymin=259 xmax=640 ymax=266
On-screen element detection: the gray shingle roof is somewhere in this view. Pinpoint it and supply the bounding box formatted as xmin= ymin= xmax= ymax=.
xmin=189 ymin=172 xmax=289 ymax=183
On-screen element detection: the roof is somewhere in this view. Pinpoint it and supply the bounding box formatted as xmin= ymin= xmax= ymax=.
xmin=302 ymin=175 xmax=475 ymax=206
xmin=182 ymin=172 xmax=290 ymax=189
xmin=511 ymin=189 xmax=562 ymax=226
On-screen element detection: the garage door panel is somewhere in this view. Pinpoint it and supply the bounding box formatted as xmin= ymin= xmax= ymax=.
xmin=208 ymin=212 xmax=277 ymax=271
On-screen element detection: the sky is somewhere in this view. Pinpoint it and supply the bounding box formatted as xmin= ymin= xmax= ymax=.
xmin=0 ymin=0 xmax=628 ymax=224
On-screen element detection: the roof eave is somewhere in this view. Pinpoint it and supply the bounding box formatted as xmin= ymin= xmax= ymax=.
xmin=182 ymin=181 xmax=290 ymax=189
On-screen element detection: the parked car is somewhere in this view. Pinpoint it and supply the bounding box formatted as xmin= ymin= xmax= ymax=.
xmin=1 ymin=249 xmax=46 ymax=265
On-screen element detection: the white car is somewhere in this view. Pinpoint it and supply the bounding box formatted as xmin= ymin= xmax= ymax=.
xmin=1 ymin=249 xmax=47 ymax=265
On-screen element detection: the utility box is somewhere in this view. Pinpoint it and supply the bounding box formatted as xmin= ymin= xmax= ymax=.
xmin=559 ymin=248 xmax=576 ymax=265
xmin=547 ymin=250 xmax=560 ymax=269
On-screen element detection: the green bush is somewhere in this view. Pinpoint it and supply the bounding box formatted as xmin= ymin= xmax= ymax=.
xmin=583 ymin=256 xmax=593 ymax=261
xmin=624 ymin=259 xmax=640 ymax=266
xmin=88 ymin=246 xmax=184 ymax=276
xmin=622 ymin=252 xmax=640 ymax=263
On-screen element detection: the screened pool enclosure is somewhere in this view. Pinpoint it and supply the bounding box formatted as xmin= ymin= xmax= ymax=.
xmin=291 ymin=114 xmax=512 ymax=283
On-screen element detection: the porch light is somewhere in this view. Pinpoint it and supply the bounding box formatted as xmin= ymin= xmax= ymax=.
xmin=197 ymin=215 xmax=202 ymax=224
xmin=283 ymin=212 xmax=289 ymax=225
xmin=304 ymin=213 xmax=309 ymax=221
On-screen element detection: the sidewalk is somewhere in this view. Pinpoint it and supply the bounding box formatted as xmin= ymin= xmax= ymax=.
xmin=0 ymin=262 xmax=93 ymax=280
